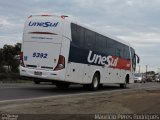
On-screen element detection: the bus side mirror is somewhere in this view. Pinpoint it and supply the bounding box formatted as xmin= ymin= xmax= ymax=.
xmin=135 ymin=54 xmax=140 ymax=64
xmin=137 ymin=57 xmax=140 ymax=64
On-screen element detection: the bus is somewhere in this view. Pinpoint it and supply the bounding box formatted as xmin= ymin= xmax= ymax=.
xmin=20 ymin=15 xmax=139 ymax=90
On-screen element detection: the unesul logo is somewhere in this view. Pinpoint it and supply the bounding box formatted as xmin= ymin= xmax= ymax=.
xmin=28 ymin=21 xmax=59 ymax=27
xmin=87 ymin=50 xmax=118 ymax=67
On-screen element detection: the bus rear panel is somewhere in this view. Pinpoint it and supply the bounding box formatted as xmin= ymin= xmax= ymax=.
xmin=20 ymin=15 xmax=70 ymax=82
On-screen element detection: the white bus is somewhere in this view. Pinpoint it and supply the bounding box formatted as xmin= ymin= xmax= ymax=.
xmin=20 ymin=15 xmax=139 ymax=90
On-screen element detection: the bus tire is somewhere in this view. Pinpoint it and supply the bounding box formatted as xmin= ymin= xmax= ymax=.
xmin=90 ymin=73 xmax=100 ymax=91
xmin=120 ymin=78 xmax=128 ymax=88
xmin=33 ymin=79 xmax=40 ymax=84
xmin=120 ymin=83 xmax=126 ymax=88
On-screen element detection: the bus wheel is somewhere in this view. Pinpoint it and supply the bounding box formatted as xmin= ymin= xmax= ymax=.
xmin=33 ymin=79 xmax=40 ymax=84
xmin=120 ymin=80 xmax=127 ymax=88
xmin=56 ymin=83 xmax=70 ymax=89
xmin=90 ymin=73 xmax=100 ymax=91
xmin=120 ymin=75 xmax=129 ymax=88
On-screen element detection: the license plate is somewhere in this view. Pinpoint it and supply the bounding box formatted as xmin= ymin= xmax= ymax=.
xmin=34 ymin=71 xmax=42 ymax=76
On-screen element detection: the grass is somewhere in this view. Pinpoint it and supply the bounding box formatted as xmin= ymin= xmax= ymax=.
xmin=0 ymin=79 xmax=32 ymax=83
xmin=0 ymin=72 xmax=32 ymax=83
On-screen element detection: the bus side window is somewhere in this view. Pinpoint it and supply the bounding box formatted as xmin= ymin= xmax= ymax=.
xmin=116 ymin=43 xmax=124 ymax=58
xmin=71 ymin=23 xmax=84 ymax=48
xmin=71 ymin=23 xmax=77 ymax=44
xmin=107 ymin=38 xmax=116 ymax=56
xmin=116 ymin=48 xmax=121 ymax=57
xmin=124 ymin=46 xmax=130 ymax=59
xmin=84 ymin=29 xmax=96 ymax=50
xmin=95 ymin=34 xmax=106 ymax=54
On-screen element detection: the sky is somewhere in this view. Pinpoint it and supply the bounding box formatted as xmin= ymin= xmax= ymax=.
xmin=0 ymin=0 xmax=160 ymax=72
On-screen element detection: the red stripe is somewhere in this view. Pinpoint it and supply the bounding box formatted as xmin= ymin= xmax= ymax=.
xmin=29 ymin=32 xmax=57 ymax=35
xmin=110 ymin=57 xmax=131 ymax=71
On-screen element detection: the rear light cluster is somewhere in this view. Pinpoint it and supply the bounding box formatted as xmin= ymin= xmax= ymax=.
xmin=61 ymin=15 xmax=68 ymax=19
xmin=54 ymin=55 xmax=65 ymax=71
xmin=28 ymin=15 xmax=32 ymax=19
xmin=20 ymin=52 xmax=25 ymax=67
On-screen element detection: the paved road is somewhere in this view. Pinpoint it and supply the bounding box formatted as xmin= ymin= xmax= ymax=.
xmin=0 ymin=82 xmax=159 ymax=101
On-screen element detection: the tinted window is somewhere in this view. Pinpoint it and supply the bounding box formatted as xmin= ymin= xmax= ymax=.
xmin=116 ymin=48 xmax=121 ymax=57
xmin=134 ymin=73 xmax=142 ymax=77
xmin=84 ymin=29 xmax=96 ymax=50
xmin=115 ymin=42 xmax=120 ymax=57
xmin=95 ymin=34 xmax=107 ymax=53
xmin=71 ymin=23 xmax=131 ymax=59
xmin=123 ymin=46 xmax=130 ymax=59
xmin=131 ymin=47 xmax=135 ymax=58
xmin=71 ymin=23 xmax=84 ymax=48
xmin=107 ymin=38 xmax=116 ymax=56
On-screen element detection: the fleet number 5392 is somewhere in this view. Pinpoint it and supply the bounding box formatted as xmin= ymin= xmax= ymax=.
xmin=32 ymin=52 xmax=48 ymax=58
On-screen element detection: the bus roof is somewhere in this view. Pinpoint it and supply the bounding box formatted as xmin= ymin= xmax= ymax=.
xmin=28 ymin=14 xmax=132 ymax=48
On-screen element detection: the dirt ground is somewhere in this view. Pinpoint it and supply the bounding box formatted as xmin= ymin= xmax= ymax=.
xmin=0 ymin=89 xmax=160 ymax=120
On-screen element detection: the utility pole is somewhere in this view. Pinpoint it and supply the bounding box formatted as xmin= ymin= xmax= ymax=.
xmin=158 ymin=68 xmax=160 ymax=74
xmin=146 ymin=65 xmax=148 ymax=81
xmin=138 ymin=65 xmax=140 ymax=73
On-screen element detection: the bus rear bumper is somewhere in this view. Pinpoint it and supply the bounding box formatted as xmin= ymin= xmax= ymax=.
xmin=20 ymin=66 xmax=66 ymax=82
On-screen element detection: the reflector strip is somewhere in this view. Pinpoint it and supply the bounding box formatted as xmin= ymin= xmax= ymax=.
xmin=29 ymin=32 xmax=57 ymax=35
xmin=26 ymin=65 xmax=37 ymax=68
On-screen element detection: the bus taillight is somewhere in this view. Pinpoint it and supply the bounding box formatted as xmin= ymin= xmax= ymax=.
xmin=20 ymin=52 xmax=25 ymax=67
xmin=28 ymin=15 xmax=32 ymax=19
xmin=54 ymin=55 xmax=65 ymax=71
xmin=61 ymin=15 xmax=68 ymax=19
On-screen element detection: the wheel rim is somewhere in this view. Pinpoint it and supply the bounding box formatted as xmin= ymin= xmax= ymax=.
xmin=93 ymin=77 xmax=98 ymax=88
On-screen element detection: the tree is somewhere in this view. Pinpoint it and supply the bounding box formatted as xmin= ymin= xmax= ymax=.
xmin=14 ymin=43 xmax=21 ymax=55
xmin=3 ymin=45 xmax=16 ymax=72
xmin=12 ymin=43 xmax=21 ymax=72
xmin=147 ymin=71 xmax=155 ymax=75
xmin=0 ymin=43 xmax=21 ymax=72
xmin=3 ymin=45 xmax=13 ymax=71
xmin=0 ymin=49 xmax=3 ymax=65
xmin=0 ymin=48 xmax=5 ymax=72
